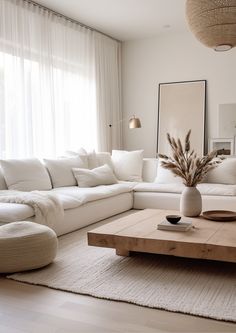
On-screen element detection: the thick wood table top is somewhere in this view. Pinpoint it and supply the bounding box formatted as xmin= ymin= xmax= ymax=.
xmin=87 ymin=209 xmax=236 ymax=263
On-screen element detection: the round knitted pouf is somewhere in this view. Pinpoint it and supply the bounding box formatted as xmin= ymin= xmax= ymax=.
xmin=0 ymin=221 xmax=58 ymax=273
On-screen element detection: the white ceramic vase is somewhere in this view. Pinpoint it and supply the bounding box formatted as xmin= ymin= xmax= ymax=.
xmin=180 ymin=186 xmax=202 ymax=217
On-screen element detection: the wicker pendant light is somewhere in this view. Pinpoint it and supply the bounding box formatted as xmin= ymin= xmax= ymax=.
xmin=186 ymin=0 xmax=236 ymax=51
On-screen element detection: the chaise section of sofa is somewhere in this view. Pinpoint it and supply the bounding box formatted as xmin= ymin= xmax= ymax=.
xmin=134 ymin=182 xmax=236 ymax=211
xmin=135 ymin=157 xmax=236 ymax=212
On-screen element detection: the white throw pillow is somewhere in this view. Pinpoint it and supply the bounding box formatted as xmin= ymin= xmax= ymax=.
xmin=0 ymin=158 xmax=52 ymax=191
xmin=63 ymin=148 xmax=89 ymax=169
xmin=65 ymin=149 xmax=113 ymax=170
xmin=87 ymin=150 xmax=100 ymax=169
xmin=72 ymin=164 xmax=118 ymax=188
xmin=206 ymin=158 xmax=236 ymax=185
xmin=112 ymin=150 xmax=144 ymax=182
xmin=94 ymin=152 xmax=113 ymax=169
xmin=155 ymin=160 xmax=183 ymax=184
xmin=44 ymin=156 xmax=86 ymax=188
xmin=67 ymin=149 xmax=98 ymax=169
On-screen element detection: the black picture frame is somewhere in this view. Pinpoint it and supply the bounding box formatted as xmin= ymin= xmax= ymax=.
xmin=157 ymin=79 xmax=207 ymax=156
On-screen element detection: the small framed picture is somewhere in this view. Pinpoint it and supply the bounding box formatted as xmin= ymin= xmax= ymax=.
xmin=208 ymin=138 xmax=234 ymax=156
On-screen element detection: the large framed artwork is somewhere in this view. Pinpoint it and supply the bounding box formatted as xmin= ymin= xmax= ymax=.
xmin=157 ymin=80 xmax=206 ymax=156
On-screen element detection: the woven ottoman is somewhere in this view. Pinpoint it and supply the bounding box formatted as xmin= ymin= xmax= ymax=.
xmin=0 ymin=221 xmax=58 ymax=273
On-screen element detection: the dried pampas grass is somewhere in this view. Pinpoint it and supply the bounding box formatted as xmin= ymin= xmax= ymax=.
xmin=158 ymin=130 xmax=224 ymax=187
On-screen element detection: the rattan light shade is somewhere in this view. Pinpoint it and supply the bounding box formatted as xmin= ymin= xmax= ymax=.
xmin=186 ymin=0 xmax=236 ymax=51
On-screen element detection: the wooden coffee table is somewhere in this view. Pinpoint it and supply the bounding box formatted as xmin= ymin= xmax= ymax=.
xmin=87 ymin=209 xmax=236 ymax=263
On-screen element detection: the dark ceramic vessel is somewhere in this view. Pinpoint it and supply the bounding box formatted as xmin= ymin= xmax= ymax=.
xmin=166 ymin=215 xmax=181 ymax=224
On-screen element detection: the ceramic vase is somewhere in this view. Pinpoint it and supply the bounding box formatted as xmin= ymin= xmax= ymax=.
xmin=180 ymin=186 xmax=202 ymax=217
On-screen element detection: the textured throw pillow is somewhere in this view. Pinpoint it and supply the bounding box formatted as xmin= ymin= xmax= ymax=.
xmin=112 ymin=150 xmax=144 ymax=182
xmin=72 ymin=164 xmax=118 ymax=188
xmin=206 ymin=158 xmax=236 ymax=184
xmin=0 ymin=158 xmax=52 ymax=191
xmin=44 ymin=156 xmax=86 ymax=188
xmin=155 ymin=160 xmax=182 ymax=184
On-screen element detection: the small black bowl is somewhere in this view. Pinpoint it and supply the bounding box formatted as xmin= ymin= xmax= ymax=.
xmin=166 ymin=215 xmax=181 ymax=224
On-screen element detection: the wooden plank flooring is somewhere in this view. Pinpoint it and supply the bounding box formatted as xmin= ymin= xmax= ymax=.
xmin=0 ymin=277 xmax=236 ymax=333
xmin=1 ymin=211 xmax=236 ymax=332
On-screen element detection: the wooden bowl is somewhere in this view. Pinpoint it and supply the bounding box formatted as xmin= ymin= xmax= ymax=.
xmin=202 ymin=210 xmax=236 ymax=222
xmin=166 ymin=215 xmax=181 ymax=224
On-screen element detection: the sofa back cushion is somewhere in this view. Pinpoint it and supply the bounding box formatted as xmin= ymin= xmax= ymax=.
xmin=72 ymin=164 xmax=118 ymax=188
xmin=142 ymin=158 xmax=159 ymax=182
xmin=66 ymin=149 xmax=112 ymax=170
xmin=206 ymin=158 xmax=236 ymax=184
xmin=155 ymin=160 xmax=182 ymax=184
xmin=0 ymin=158 xmax=52 ymax=191
xmin=112 ymin=150 xmax=144 ymax=182
xmin=91 ymin=152 xmax=113 ymax=169
xmin=44 ymin=156 xmax=86 ymax=188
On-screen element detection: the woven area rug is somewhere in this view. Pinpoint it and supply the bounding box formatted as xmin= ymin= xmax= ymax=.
xmin=7 ymin=214 xmax=236 ymax=322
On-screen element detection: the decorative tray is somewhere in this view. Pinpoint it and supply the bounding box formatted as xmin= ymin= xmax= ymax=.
xmin=202 ymin=210 xmax=236 ymax=222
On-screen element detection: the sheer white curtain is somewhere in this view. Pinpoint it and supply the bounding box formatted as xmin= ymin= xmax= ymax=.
xmin=94 ymin=33 xmax=122 ymax=152
xmin=0 ymin=0 xmax=121 ymax=158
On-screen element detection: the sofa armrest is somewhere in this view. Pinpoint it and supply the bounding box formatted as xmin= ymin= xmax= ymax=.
xmin=142 ymin=158 xmax=158 ymax=182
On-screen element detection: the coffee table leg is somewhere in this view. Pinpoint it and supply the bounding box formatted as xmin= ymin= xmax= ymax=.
xmin=116 ymin=248 xmax=130 ymax=256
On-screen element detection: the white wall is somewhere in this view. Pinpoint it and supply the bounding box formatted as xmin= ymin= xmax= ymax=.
xmin=122 ymin=31 xmax=236 ymax=157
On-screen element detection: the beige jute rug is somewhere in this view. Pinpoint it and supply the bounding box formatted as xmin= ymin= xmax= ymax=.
xmin=7 ymin=213 xmax=236 ymax=322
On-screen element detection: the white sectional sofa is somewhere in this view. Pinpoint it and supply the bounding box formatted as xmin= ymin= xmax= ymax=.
xmin=0 ymin=151 xmax=235 ymax=236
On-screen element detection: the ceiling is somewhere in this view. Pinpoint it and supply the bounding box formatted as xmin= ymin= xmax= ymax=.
xmin=35 ymin=0 xmax=187 ymax=41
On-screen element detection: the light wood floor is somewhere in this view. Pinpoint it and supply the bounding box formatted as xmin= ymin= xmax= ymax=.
xmin=0 ymin=277 xmax=235 ymax=333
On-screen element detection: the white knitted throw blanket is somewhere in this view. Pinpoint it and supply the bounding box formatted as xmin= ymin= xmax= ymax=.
xmin=0 ymin=190 xmax=64 ymax=228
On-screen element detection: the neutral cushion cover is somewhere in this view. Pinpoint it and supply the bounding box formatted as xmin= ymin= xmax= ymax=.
xmin=72 ymin=164 xmax=118 ymax=188
xmin=66 ymin=149 xmax=113 ymax=170
xmin=134 ymin=182 xmax=236 ymax=196
xmin=0 ymin=203 xmax=34 ymax=223
xmin=206 ymin=158 xmax=236 ymax=185
xmin=62 ymin=148 xmax=89 ymax=169
xmin=112 ymin=150 xmax=144 ymax=182
xmin=44 ymin=156 xmax=86 ymax=188
xmin=0 ymin=158 xmax=52 ymax=191
xmin=51 ymin=183 xmax=135 ymax=209
xmin=90 ymin=152 xmax=113 ymax=169
xmin=155 ymin=160 xmax=182 ymax=184
xmin=0 ymin=221 xmax=58 ymax=273
xmin=142 ymin=158 xmax=159 ymax=182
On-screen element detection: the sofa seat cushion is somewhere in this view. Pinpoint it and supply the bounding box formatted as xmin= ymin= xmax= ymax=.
xmin=198 ymin=183 xmax=236 ymax=196
xmin=51 ymin=183 xmax=136 ymax=210
xmin=134 ymin=183 xmax=184 ymax=194
xmin=0 ymin=203 xmax=34 ymax=223
xmin=134 ymin=183 xmax=236 ymax=196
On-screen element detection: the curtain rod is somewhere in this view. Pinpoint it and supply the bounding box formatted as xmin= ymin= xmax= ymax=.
xmin=24 ymin=0 xmax=121 ymax=43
